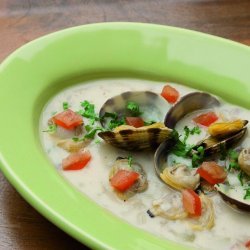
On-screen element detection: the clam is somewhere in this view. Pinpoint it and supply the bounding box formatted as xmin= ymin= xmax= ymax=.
xmin=164 ymin=91 xmax=247 ymax=156
xmin=164 ymin=92 xmax=220 ymax=129
xmin=160 ymin=164 xmax=200 ymax=190
xmin=194 ymin=120 xmax=248 ymax=156
xmin=154 ymin=91 xmax=248 ymax=189
xmin=98 ymin=91 xmax=172 ymax=151
xmin=147 ymin=193 xmax=215 ymax=231
xmin=47 ymin=118 xmax=84 ymax=139
xmin=109 ymin=158 xmax=148 ymax=201
xmin=147 ymin=192 xmax=188 ymax=220
xmin=57 ymin=139 xmax=90 ymax=152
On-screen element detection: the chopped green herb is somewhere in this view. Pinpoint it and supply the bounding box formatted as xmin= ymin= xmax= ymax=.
xmin=79 ymin=100 xmax=99 ymax=124
xmin=84 ymin=124 xmax=93 ymax=132
xmin=244 ymin=187 xmax=250 ymax=200
xmin=170 ymin=129 xmax=204 ymax=168
xmin=126 ymin=101 xmax=143 ymax=117
xmin=183 ymin=126 xmax=201 ymax=143
xmin=227 ymin=149 xmax=240 ymax=171
xmin=170 ymin=130 xmax=193 ymax=158
xmin=63 ymin=102 xmax=69 ymax=110
xmin=84 ymin=127 xmax=104 ymax=139
xmin=237 ymin=171 xmax=244 ymax=186
xmin=128 ymin=155 xmax=133 ymax=168
xmin=43 ymin=124 xmax=57 ymax=133
xmin=101 ymin=112 xmax=125 ymax=130
xmin=192 ymin=146 xmax=205 ymax=168
xmin=190 ymin=126 xmax=201 ymax=135
xmin=72 ymin=137 xmax=80 ymax=142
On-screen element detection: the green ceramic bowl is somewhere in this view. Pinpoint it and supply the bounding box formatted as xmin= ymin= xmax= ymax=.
xmin=0 ymin=23 xmax=249 ymax=250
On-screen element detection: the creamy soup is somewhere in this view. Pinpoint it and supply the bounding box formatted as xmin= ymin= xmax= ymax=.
xmin=40 ymin=79 xmax=250 ymax=250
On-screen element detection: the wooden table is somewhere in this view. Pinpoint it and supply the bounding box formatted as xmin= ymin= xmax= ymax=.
xmin=0 ymin=1 xmax=249 ymax=249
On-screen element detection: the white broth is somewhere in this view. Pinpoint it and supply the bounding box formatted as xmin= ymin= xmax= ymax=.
xmin=40 ymin=79 xmax=250 ymax=250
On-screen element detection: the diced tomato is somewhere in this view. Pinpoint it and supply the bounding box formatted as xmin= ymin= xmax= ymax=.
xmin=110 ymin=169 xmax=139 ymax=192
xmin=193 ymin=112 xmax=218 ymax=127
xmin=52 ymin=109 xmax=83 ymax=130
xmin=62 ymin=150 xmax=91 ymax=170
xmin=161 ymin=85 xmax=179 ymax=104
xmin=182 ymin=189 xmax=202 ymax=216
xmin=245 ymin=240 xmax=250 ymax=249
xmin=125 ymin=117 xmax=144 ymax=128
xmin=196 ymin=161 xmax=227 ymax=185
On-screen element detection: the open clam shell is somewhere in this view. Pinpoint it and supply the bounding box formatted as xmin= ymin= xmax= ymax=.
xmin=154 ymin=138 xmax=200 ymax=190
xmin=164 ymin=92 xmax=220 ymax=129
xmin=216 ymin=184 xmax=250 ymax=212
xmin=100 ymin=91 xmax=170 ymax=127
xmin=154 ymin=138 xmax=177 ymax=180
xmin=195 ymin=121 xmax=248 ymax=156
xmin=98 ymin=91 xmax=172 ymax=151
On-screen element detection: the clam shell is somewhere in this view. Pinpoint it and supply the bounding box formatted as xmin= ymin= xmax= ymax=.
xmin=154 ymin=138 xmax=177 ymax=179
xmin=195 ymin=126 xmax=247 ymax=156
xmin=216 ymin=184 xmax=250 ymax=212
xmin=99 ymin=91 xmax=170 ymax=128
xmin=98 ymin=122 xmax=172 ymax=151
xmin=154 ymin=140 xmax=200 ymax=190
xmin=165 ymin=92 xmax=220 ymax=129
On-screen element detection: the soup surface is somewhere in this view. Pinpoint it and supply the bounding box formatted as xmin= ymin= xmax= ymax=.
xmin=40 ymin=79 xmax=250 ymax=250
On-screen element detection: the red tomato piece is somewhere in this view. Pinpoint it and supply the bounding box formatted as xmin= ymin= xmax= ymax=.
xmin=193 ymin=112 xmax=218 ymax=126
xmin=110 ymin=169 xmax=139 ymax=192
xmin=245 ymin=240 xmax=250 ymax=249
xmin=62 ymin=150 xmax=91 ymax=170
xmin=125 ymin=117 xmax=144 ymax=128
xmin=182 ymin=189 xmax=202 ymax=216
xmin=196 ymin=161 xmax=227 ymax=185
xmin=161 ymin=85 xmax=179 ymax=104
xmin=52 ymin=109 xmax=83 ymax=130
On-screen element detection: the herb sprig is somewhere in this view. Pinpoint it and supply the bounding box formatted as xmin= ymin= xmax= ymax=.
xmin=170 ymin=127 xmax=204 ymax=168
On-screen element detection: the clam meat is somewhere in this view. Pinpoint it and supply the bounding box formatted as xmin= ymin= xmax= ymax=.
xmin=160 ymin=164 xmax=200 ymax=190
xmin=109 ymin=158 xmax=148 ymax=201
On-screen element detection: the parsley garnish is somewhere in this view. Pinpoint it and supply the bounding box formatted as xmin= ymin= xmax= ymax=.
xmin=128 ymin=155 xmax=133 ymax=168
xmin=237 ymin=171 xmax=244 ymax=186
xmin=100 ymin=112 xmax=125 ymax=130
xmin=244 ymin=187 xmax=250 ymax=200
xmin=192 ymin=146 xmax=205 ymax=168
xmin=170 ymin=129 xmax=204 ymax=168
xmin=227 ymin=149 xmax=240 ymax=171
xmin=63 ymin=102 xmax=69 ymax=110
xmin=79 ymin=100 xmax=99 ymax=124
xmin=126 ymin=101 xmax=143 ymax=117
xmin=43 ymin=124 xmax=57 ymax=133
xmin=72 ymin=126 xmax=104 ymax=141
xmin=183 ymin=126 xmax=201 ymax=143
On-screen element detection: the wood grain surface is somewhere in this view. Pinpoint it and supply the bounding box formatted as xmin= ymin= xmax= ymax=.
xmin=0 ymin=1 xmax=249 ymax=249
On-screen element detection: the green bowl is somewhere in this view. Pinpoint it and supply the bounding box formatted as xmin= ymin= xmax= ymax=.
xmin=0 ymin=23 xmax=249 ymax=250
